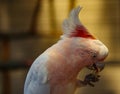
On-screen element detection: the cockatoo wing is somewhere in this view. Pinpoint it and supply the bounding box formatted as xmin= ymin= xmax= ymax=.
xmin=24 ymin=54 xmax=50 ymax=94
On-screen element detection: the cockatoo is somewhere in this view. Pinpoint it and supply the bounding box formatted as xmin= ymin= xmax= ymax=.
xmin=24 ymin=6 xmax=108 ymax=94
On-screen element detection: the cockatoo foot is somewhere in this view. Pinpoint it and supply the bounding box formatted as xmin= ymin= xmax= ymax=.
xmin=77 ymin=73 xmax=100 ymax=87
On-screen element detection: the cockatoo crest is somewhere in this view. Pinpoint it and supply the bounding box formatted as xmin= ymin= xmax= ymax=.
xmin=62 ymin=6 xmax=95 ymax=39
xmin=24 ymin=6 xmax=109 ymax=94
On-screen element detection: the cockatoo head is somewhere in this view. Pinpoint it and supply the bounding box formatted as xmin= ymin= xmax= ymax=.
xmin=62 ymin=6 xmax=108 ymax=71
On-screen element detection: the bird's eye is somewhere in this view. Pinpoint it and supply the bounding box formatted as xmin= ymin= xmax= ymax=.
xmin=92 ymin=54 xmax=97 ymax=58
xmin=90 ymin=51 xmax=97 ymax=58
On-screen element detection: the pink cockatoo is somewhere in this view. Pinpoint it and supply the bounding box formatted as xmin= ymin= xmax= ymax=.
xmin=24 ymin=6 xmax=108 ymax=94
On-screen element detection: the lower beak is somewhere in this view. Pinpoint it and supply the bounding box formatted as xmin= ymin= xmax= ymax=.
xmin=87 ymin=63 xmax=105 ymax=72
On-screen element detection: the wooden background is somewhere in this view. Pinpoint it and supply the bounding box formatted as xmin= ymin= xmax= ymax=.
xmin=0 ymin=0 xmax=120 ymax=94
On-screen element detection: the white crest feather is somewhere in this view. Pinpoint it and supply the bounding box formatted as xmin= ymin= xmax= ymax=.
xmin=62 ymin=6 xmax=82 ymax=37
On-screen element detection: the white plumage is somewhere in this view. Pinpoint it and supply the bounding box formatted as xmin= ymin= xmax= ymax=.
xmin=24 ymin=6 xmax=108 ymax=94
xmin=24 ymin=54 xmax=50 ymax=94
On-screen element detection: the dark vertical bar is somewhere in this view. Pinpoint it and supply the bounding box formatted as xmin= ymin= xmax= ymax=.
xmin=69 ymin=0 xmax=76 ymax=12
xmin=30 ymin=0 xmax=42 ymax=34
xmin=48 ymin=0 xmax=57 ymax=34
xmin=2 ymin=40 xmax=11 ymax=94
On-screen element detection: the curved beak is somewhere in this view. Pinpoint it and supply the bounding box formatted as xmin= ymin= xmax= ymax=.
xmin=87 ymin=62 xmax=105 ymax=72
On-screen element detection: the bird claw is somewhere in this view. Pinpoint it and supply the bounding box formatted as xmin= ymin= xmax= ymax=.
xmin=79 ymin=63 xmax=104 ymax=87
xmin=83 ymin=73 xmax=100 ymax=87
xmin=84 ymin=63 xmax=104 ymax=87
xmin=79 ymin=73 xmax=100 ymax=87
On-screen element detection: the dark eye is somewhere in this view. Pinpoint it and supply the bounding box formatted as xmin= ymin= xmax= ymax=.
xmin=90 ymin=51 xmax=97 ymax=58
xmin=92 ymin=54 xmax=97 ymax=58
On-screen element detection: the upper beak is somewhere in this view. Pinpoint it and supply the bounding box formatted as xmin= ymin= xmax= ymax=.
xmin=87 ymin=62 xmax=105 ymax=72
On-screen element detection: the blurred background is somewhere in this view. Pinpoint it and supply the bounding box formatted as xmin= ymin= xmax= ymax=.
xmin=0 ymin=0 xmax=120 ymax=94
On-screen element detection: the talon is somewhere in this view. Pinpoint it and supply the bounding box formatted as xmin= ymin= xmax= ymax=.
xmin=88 ymin=82 xmax=94 ymax=87
xmin=86 ymin=63 xmax=98 ymax=72
xmin=83 ymin=73 xmax=100 ymax=87
xmin=97 ymin=75 xmax=100 ymax=78
xmin=93 ymin=63 xmax=99 ymax=72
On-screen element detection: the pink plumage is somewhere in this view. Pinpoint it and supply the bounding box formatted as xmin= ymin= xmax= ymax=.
xmin=24 ymin=6 xmax=108 ymax=94
xmin=70 ymin=25 xmax=95 ymax=39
